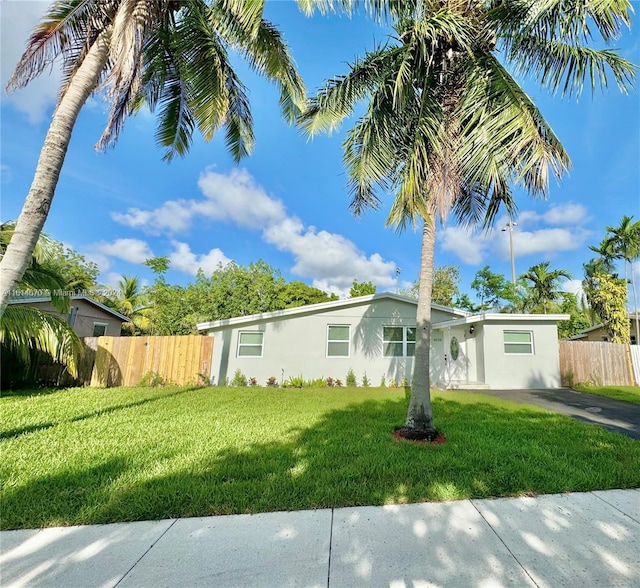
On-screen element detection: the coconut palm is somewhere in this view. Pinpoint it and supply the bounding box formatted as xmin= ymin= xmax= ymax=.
xmin=520 ymin=262 xmax=571 ymax=314
xmin=114 ymin=275 xmax=151 ymax=334
xmin=300 ymin=1 xmax=635 ymax=437
xmin=604 ymin=215 xmax=640 ymax=343
xmin=0 ymin=223 xmax=83 ymax=378
xmin=0 ymin=0 xmax=308 ymax=316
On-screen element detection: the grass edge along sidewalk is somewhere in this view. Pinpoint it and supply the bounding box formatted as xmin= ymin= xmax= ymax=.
xmin=1 ymin=385 xmax=639 ymax=530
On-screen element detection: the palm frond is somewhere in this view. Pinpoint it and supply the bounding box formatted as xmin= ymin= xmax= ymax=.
xmin=0 ymin=306 xmax=83 ymax=377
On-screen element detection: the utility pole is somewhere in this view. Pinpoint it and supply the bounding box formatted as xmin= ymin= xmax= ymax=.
xmin=395 ymin=267 xmax=401 ymax=294
xmin=502 ymin=220 xmax=517 ymax=301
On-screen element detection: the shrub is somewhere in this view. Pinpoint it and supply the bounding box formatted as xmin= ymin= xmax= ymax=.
xmin=306 ymin=378 xmax=327 ymax=387
xmin=362 ymin=373 xmax=370 ymax=387
xmin=249 ymin=377 xmax=258 ymax=386
xmin=380 ymin=375 xmax=386 ymax=387
xmin=137 ymin=371 xmax=166 ymax=387
xmin=284 ymin=375 xmax=304 ymax=388
xmin=231 ymin=369 xmax=248 ymax=387
xmin=346 ymin=368 xmax=357 ymax=387
xmin=335 ymin=379 xmax=343 ymax=387
xmin=266 ymin=376 xmax=279 ymax=387
xmin=325 ymin=377 xmax=335 ymax=387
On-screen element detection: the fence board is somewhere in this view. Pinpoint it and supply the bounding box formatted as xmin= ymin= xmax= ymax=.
xmin=629 ymin=346 xmax=640 ymax=386
xmin=559 ymin=341 xmax=633 ymax=387
xmin=88 ymin=335 xmax=213 ymax=387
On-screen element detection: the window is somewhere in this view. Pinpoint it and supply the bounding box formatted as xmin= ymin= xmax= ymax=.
xmin=327 ymin=325 xmax=350 ymax=357
xmin=383 ymin=326 xmax=415 ymax=357
xmin=93 ymin=323 xmax=108 ymax=337
xmin=503 ymin=331 xmax=533 ymax=354
xmin=238 ymin=332 xmax=264 ymax=357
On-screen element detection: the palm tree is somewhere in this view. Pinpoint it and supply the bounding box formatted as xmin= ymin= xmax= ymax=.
xmin=114 ymin=275 xmax=151 ymax=334
xmin=300 ymin=1 xmax=635 ymax=438
xmin=0 ymin=224 xmax=83 ymax=378
xmin=520 ymin=262 xmax=571 ymax=314
xmin=604 ymin=215 xmax=640 ymax=344
xmin=0 ymin=0 xmax=308 ymax=316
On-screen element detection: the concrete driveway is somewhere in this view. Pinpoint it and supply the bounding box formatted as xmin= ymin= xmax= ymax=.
xmin=469 ymin=388 xmax=640 ymax=439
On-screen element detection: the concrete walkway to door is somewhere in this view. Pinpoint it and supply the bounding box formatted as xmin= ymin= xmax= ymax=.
xmin=468 ymin=388 xmax=640 ymax=439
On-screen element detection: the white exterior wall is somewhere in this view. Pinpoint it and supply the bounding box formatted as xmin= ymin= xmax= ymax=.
xmin=481 ymin=320 xmax=562 ymax=388
xmin=208 ymin=300 xmax=455 ymax=387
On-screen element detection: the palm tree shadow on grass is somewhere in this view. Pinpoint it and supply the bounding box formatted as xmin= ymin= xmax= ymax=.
xmin=0 ymin=387 xmax=201 ymax=441
xmin=4 ymin=396 xmax=639 ymax=530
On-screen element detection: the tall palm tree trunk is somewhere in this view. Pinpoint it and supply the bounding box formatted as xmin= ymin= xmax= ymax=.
xmin=0 ymin=31 xmax=111 ymax=317
xmin=405 ymin=216 xmax=437 ymax=435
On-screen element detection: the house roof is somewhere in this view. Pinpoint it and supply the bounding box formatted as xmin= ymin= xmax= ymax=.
xmin=9 ymin=294 xmax=131 ymax=322
xmin=433 ymin=312 xmax=570 ymax=330
xmin=196 ymin=292 xmax=469 ymax=332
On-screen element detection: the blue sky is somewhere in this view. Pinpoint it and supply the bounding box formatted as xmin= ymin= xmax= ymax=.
xmin=1 ymin=1 xmax=639 ymax=302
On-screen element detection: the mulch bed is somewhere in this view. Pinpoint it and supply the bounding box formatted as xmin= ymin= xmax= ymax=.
xmin=392 ymin=427 xmax=447 ymax=445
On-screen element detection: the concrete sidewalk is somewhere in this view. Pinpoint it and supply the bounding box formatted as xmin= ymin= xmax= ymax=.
xmin=1 ymin=490 xmax=639 ymax=588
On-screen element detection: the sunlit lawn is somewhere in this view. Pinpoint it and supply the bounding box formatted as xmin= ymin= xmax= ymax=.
xmin=2 ymin=385 xmax=639 ymax=530
xmin=573 ymin=384 xmax=640 ymax=406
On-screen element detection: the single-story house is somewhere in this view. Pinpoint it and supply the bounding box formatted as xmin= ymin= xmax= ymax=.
xmin=197 ymin=293 xmax=569 ymax=389
xmin=571 ymin=313 xmax=639 ymax=345
xmin=9 ymin=295 xmax=130 ymax=337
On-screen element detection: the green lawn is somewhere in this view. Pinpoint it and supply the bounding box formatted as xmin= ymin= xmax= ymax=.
xmin=572 ymin=384 xmax=640 ymax=406
xmin=1 ymin=385 xmax=639 ymax=530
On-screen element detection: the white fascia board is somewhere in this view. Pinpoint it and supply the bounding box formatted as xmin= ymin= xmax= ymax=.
xmin=433 ymin=313 xmax=570 ymax=330
xmin=196 ymin=291 xmax=468 ymax=332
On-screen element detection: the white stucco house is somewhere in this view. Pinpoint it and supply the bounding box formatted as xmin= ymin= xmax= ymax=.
xmin=197 ymin=293 xmax=569 ymax=389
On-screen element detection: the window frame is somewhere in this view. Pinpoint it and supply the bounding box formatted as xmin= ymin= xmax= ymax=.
xmin=382 ymin=326 xmax=416 ymax=358
xmin=503 ymin=330 xmax=534 ymax=355
xmin=326 ymin=324 xmax=350 ymax=358
xmin=237 ymin=331 xmax=264 ymax=358
xmin=92 ymin=322 xmax=108 ymax=337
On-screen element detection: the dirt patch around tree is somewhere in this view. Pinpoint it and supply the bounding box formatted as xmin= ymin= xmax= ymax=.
xmin=392 ymin=427 xmax=447 ymax=445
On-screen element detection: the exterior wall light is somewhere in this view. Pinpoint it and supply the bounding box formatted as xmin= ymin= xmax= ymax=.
xmin=469 ymin=325 xmax=475 ymax=335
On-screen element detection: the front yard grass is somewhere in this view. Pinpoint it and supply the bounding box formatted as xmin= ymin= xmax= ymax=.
xmin=573 ymin=384 xmax=640 ymax=406
xmin=1 ymin=385 xmax=639 ymax=530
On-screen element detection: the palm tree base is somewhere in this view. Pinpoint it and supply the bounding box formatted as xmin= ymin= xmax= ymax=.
xmin=394 ymin=426 xmax=444 ymax=443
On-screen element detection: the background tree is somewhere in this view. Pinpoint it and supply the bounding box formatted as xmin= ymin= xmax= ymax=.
xmin=111 ymin=275 xmax=151 ymax=335
xmin=587 ymin=272 xmax=630 ymax=343
xmin=470 ymin=266 xmax=515 ymax=312
xmin=0 ymin=0 xmax=307 ymax=316
xmin=349 ymin=280 xmax=377 ymax=297
xmin=520 ymin=262 xmax=571 ymax=314
xmin=604 ymin=215 xmax=640 ymax=344
xmin=431 ymin=265 xmax=460 ymax=307
xmin=279 ymin=281 xmax=338 ymax=307
xmin=300 ymin=1 xmax=635 ymax=438
xmin=557 ymin=292 xmax=591 ymax=340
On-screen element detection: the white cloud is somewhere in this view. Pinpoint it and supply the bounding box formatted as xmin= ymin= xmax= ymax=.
xmin=112 ymin=200 xmax=195 ymax=235
xmin=509 ymin=228 xmax=589 ymax=257
xmin=196 ymin=168 xmax=287 ymax=229
xmin=168 ymin=241 xmax=231 ymax=276
xmin=439 ymin=226 xmax=493 ymax=265
xmin=111 ymin=168 xmax=399 ymax=293
xmin=563 ymin=279 xmax=585 ymax=303
xmin=1 ymin=4 xmax=60 ymax=123
xmin=104 ymin=272 xmax=124 ymax=290
xmin=94 ymin=238 xmax=154 ymax=264
xmin=542 ymin=204 xmax=588 ymax=225
xmin=264 ymin=219 xmax=397 ymax=296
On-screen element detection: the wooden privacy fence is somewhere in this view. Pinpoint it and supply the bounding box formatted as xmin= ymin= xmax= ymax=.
xmin=559 ymin=341 xmax=635 ymax=387
xmin=88 ymin=335 xmax=214 ymax=387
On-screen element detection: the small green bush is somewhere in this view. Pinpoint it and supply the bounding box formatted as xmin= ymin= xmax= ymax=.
xmin=362 ymin=373 xmax=370 ymax=387
xmin=284 ymin=375 xmax=304 ymax=388
xmin=231 ymin=369 xmax=248 ymax=387
xmin=380 ymin=375 xmax=386 ymax=387
xmin=138 ymin=371 xmax=167 ymax=387
xmin=306 ymin=378 xmax=327 ymax=388
xmin=346 ymin=368 xmax=357 ymax=387
xmin=325 ymin=377 xmax=335 ymax=387
xmin=266 ymin=376 xmax=279 ymax=387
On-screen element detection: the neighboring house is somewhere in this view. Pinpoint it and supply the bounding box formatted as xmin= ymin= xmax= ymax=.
xmin=197 ymin=293 xmax=568 ymax=389
xmin=9 ymin=295 xmax=130 ymax=337
xmin=571 ymin=314 xmax=639 ymax=345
